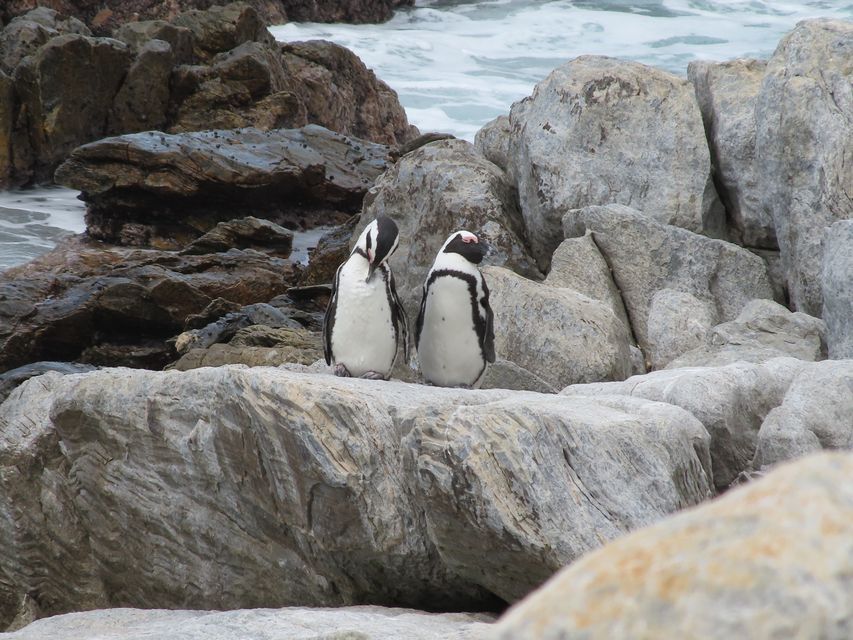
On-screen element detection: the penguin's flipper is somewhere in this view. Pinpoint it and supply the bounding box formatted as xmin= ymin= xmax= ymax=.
xmin=387 ymin=267 xmax=410 ymax=365
xmin=323 ymin=263 xmax=343 ymax=366
xmin=481 ymin=278 xmax=496 ymax=364
xmin=415 ymin=282 xmax=427 ymax=352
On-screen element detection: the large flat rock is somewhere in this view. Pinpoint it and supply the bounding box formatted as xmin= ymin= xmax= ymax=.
xmin=0 ymin=366 xmax=712 ymax=627
xmin=55 ymin=125 xmax=390 ymax=247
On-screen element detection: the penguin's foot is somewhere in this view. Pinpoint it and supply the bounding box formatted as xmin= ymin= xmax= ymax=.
xmin=360 ymin=370 xmax=387 ymax=381
xmin=333 ymin=363 xmax=352 ymax=377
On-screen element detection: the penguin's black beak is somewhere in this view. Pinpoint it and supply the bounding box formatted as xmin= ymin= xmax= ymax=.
xmin=366 ymin=262 xmax=376 ymax=283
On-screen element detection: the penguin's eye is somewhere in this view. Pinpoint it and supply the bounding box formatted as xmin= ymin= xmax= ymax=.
xmin=461 ymin=234 xmax=477 ymax=244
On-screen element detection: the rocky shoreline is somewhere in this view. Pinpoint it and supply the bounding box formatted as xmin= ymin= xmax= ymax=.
xmin=0 ymin=2 xmax=851 ymax=638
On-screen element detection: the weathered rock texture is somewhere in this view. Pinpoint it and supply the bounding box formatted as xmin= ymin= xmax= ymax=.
xmin=666 ymin=298 xmax=826 ymax=369
xmin=55 ymin=125 xmax=388 ymax=248
xmin=492 ymin=452 xmax=853 ymax=640
xmin=0 ymin=3 xmax=415 ymax=187
xmin=358 ymin=139 xmax=540 ymax=316
xmin=0 ymin=366 xmax=713 ymax=627
xmin=754 ymin=19 xmax=853 ymax=316
xmin=753 ymin=360 xmax=853 ymax=470
xmin=689 ymin=58 xmax=773 ymax=249
xmin=564 ymin=358 xmax=808 ymax=491
xmin=645 ymin=289 xmax=717 ymax=370
xmin=543 ymin=231 xmax=630 ymax=336
xmin=0 ymin=237 xmax=299 ymax=373
xmin=5 ymin=606 xmax=492 ymax=640
xmin=506 ymin=55 xmax=724 ymax=267
xmin=562 ymin=204 xmax=774 ymax=368
xmin=12 ymin=33 xmax=132 ymax=179
xmin=484 ymin=266 xmax=632 ymax=389
xmin=822 ymin=220 xmax=853 ymax=359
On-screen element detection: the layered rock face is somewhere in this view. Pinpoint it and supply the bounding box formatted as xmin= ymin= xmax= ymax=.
xmin=0 ymin=367 xmax=713 ymax=628
xmin=0 ymin=2 xmax=415 ymax=187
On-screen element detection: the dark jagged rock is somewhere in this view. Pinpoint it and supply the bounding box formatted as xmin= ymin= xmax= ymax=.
xmin=0 ymin=237 xmax=300 ymax=373
xmin=281 ymin=40 xmax=418 ymax=146
xmin=0 ymin=1 xmax=412 ymax=36
xmin=11 ymin=33 xmax=132 ymax=183
xmin=172 ymin=301 xmax=299 ymax=354
xmin=0 ymin=7 xmax=90 ymax=74
xmin=108 ymin=38 xmax=175 ymax=133
xmin=172 ymin=2 xmax=274 ymax=61
xmin=55 ymin=125 xmax=390 ymax=249
xmin=0 ymin=3 xmax=415 ymax=187
xmin=181 ymin=216 xmax=294 ymax=255
xmin=113 ymin=20 xmax=194 ymax=63
xmin=0 ymin=361 xmax=96 ymax=405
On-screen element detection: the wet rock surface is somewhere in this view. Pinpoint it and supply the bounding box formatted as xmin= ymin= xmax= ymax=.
xmin=0 ymin=2 xmax=415 ymax=188
xmin=55 ymin=125 xmax=389 ymax=248
xmin=0 ymin=237 xmax=299 ymax=373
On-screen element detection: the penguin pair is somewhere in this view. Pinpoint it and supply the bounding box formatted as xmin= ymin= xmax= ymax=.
xmin=323 ymin=216 xmax=495 ymax=387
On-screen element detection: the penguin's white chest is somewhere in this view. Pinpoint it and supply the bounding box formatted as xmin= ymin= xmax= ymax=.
xmin=418 ymin=276 xmax=485 ymax=387
xmin=331 ymin=259 xmax=397 ymax=377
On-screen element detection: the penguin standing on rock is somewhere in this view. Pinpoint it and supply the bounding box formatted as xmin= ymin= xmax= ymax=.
xmin=416 ymin=230 xmax=495 ymax=388
xmin=323 ymin=215 xmax=408 ymax=379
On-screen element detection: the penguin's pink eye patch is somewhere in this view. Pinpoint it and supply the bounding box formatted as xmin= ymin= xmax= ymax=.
xmin=460 ymin=232 xmax=478 ymax=244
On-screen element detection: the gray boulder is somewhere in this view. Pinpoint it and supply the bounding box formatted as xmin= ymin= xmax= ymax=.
xmin=667 ymin=299 xmax=826 ymax=369
xmin=491 ymin=452 xmax=853 ymax=640
xmin=563 ymin=204 xmax=774 ymax=363
xmin=0 ymin=366 xmax=712 ymax=627
xmin=6 ymin=606 xmax=493 ymax=640
xmin=822 ymin=220 xmax=853 ymax=358
xmin=753 ymin=360 xmax=853 ymax=470
xmin=754 ymin=19 xmax=853 ymax=316
xmin=506 ymin=55 xmax=724 ymax=267
xmin=689 ymin=58 xmax=773 ymax=249
xmin=564 ymin=357 xmax=807 ymax=491
xmin=646 ymin=289 xmax=717 ymax=370
xmin=410 ymin=392 xmax=712 ymax=603
xmin=358 ymin=139 xmax=540 ymax=315
xmin=484 ymin=266 xmax=632 ymax=389
xmin=544 ymin=231 xmax=630 ymax=335
xmin=473 ymin=114 xmax=510 ymax=171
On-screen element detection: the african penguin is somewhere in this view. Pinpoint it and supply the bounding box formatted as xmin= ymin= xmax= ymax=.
xmin=416 ymin=230 xmax=495 ymax=388
xmin=323 ymin=215 xmax=409 ymax=380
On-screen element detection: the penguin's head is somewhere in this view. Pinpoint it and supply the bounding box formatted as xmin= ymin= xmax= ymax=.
xmin=440 ymin=230 xmax=488 ymax=265
xmin=356 ymin=215 xmax=400 ymax=283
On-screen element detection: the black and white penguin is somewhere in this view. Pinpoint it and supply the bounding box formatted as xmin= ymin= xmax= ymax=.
xmin=323 ymin=215 xmax=409 ymax=379
xmin=416 ymin=230 xmax=495 ymax=388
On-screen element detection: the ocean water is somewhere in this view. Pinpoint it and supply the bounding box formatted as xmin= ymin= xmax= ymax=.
xmin=2 ymin=0 xmax=851 ymax=270
xmin=271 ymin=0 xmax=853 ymax=139
xmin=0 ymin=186 xmax=87 ymax=271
